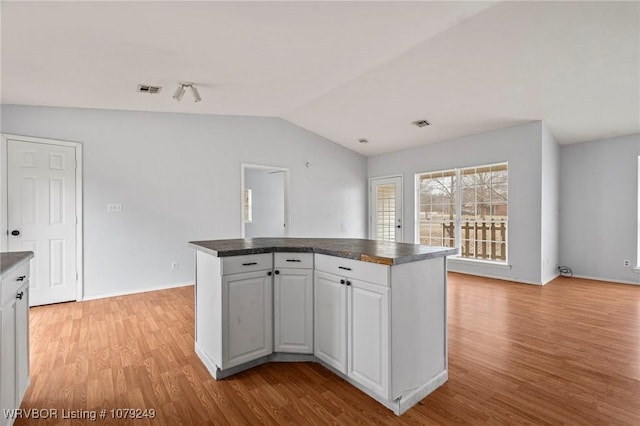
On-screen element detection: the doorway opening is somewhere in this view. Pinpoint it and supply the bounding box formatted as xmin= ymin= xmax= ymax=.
xmin=240 ymin=164 xmax=290 ymax=238
xmin=369 ymin=175 xmax=403 ymax=242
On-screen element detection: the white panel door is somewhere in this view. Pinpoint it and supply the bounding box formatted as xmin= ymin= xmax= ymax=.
xmin=348 ymin=279 xmax=389 ymax=399
xmin=314 ymin=271 xmax=347 ymax=373
xmin=370 ymin=176 xmax=403 ymax=242
xmin=223 ymin=270 xmax=273 ymax=368
xmin=8 ymin=140 xmax=77 ymax=306
xmin=274 ymin=268 xmax=313 ymax=353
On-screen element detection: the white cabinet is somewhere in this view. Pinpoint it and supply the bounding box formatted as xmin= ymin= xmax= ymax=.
xmin=314 ymin=256 xmax=390 ymax=400
xmin=1 ymin=259 xmax=31 ymax=426
xmin=314 ymin=271 xmax=347 ymax=372
xmin=195 ymin=251 xmax=273 ymax=374
xmin=348 ymin=279 xmax=389 ymax=398
xmin=273 ymin=253 xmax=313 ymax=354
xmin=223 ymin=270 xmax=272 ymax=368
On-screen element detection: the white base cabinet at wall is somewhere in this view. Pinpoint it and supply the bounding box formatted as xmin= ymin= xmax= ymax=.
xmin=273 ymin=253 xmax=313 ymax=354
xmin=1 ymin=259 xmax=31 ymax=426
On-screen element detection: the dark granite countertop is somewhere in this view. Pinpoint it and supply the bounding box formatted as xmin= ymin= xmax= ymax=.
xmin=0 ymin=251 xmax=34 ymax=280
xmin=189 ymin=238 xmax=457 ymax=266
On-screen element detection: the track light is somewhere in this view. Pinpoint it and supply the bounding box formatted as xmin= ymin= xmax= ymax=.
xmin=172 ymin=85 xmax=185 ymax=101
xmin=190 ymin=85 xmax=201 ymax=103
xmin=172 ymin=82 xmax=201 ymax=102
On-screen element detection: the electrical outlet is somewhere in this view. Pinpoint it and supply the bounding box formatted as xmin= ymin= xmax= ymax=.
xmin=171 ymin=262 xmax=178 ymax=270
xmin=623 ymin=260 xmax=630 ymax=267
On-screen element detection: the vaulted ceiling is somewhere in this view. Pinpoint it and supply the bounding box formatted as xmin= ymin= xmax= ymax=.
xmin=2 ymin=1 xmax=638 ymax=155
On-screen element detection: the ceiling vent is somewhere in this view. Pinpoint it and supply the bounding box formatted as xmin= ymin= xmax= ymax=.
xmin=412 ymin=119 xmax=431 ymax=128
xmin=137 ymin=84 xmax=162 ymax=94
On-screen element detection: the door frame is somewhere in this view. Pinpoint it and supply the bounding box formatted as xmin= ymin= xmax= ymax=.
xmin=368 ymin=174 xmax=404 ymax=242
xmin=1 ymin=133 xmax=84 ymax=301
xmin=240 ymin=163 xmax=290 ymax=238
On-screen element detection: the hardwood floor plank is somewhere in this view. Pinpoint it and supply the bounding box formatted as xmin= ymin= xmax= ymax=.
xmin=15 ymin=274 xmax=640 ymax=425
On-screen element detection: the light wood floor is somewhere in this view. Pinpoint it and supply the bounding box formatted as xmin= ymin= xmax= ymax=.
xmin=16 ymin=273 xmax=640 ymax=425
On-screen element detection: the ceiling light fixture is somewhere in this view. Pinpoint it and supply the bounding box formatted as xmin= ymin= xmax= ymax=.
xmin=173 ymin=82 xmax=201 ymax=102
xmin=172 ymin=85 xmax=185 ymax=101
xmin=358 ymin=138 xmax=369 ymax=144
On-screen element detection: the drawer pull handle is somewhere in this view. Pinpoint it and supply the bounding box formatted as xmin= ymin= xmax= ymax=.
xmin=242 ymin=262 xmax=258 ymax=266
xmin=338 ymin=266 xmax=352 ymax=271
xmin=286 ymin=259 xmax=301 ymax=262
xmin=16 ymin=275 xmax=26 ymax=281
xmin=16 ymin=291 xmax=24 ymax=300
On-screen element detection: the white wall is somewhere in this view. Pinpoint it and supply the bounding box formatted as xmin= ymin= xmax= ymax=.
xmin=540 ymin=123 xmax=560 ymax=284
xmin=0 ymin=104 xmax=367 ymax=298
xmin=559 ymin=133 xmax=640 ymax=284
xmin=244 ymin=169 xmax=285 ymax=238
xmin=368 ymin=121 xmax=546 ymax=284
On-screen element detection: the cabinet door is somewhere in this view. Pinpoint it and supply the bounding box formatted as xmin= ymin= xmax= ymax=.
xmin=314 ymin=271 xmax=347 ymax=373
xmin=348 ymin=279 xmax=389 ymax=399
xmin=1 ymin=300 xmax=17 ymax=423
xmin=223 ymin=270 xmax=273 ymax=368
xmin=274 ymin=268 xmax=313 ymax=353
xmin=15 ymin=284 xmax=30 ymax=402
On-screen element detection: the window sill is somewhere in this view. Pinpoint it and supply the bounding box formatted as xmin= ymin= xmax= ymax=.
xmin=448 ymin=256 xmax=512 ymax=270
xmin=634 ymin=266 xmax=640 ymax=274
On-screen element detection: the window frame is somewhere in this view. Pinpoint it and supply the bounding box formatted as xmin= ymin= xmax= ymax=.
xmin=415 ymin=161 xmax=509 ymax=265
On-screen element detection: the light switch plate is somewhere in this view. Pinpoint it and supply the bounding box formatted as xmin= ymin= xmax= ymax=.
xmin=107 ymin=203 xmax=122 ymax=212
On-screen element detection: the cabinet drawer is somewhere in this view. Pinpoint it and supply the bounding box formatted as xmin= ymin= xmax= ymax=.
xmin=315 ymin=254 xmax=389 ymax=287
xmin=274 ymin=253 xmax=313 ymax=269
xmin=222 ymin=253 xmax=273 ymax=275
xmin=1 ymin=263 xmax=30 ymax=305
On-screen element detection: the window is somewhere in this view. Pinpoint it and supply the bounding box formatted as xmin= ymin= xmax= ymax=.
xmin=243 ymin=188 xmax=252 ymax=223
xmin=417 ymin=162 xmax=508 ymax=263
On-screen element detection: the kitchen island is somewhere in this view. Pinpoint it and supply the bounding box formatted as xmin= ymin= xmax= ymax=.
xmin=189 ymin=238 xmax=456 ymax=415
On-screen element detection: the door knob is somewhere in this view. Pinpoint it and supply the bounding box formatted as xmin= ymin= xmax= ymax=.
xmin=10 ymin=230 xmax=20 ymax=236
xmin=274 ymin=270 xmax=280 ymax=275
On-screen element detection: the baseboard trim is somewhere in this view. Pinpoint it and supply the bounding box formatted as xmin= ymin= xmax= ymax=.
xmin=447 ymin=269 xmax=542 ymax=286
xmin=571 ymin=274 xmax=640 ymax=286
xmin=542 ymin=272 xmax=560 ymax=285
xmin=81 ymin=282 xmax=193 ymax=301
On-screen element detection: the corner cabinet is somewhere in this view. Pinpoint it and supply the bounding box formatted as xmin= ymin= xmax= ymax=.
xmin=1 ymin=258 xmax=31 ymax=426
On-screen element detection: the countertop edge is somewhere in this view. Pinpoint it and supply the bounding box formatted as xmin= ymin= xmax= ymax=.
xmin=188 ymin=240 xmax=457 ymax=266
xmin=0 ymin=251 xmax=34 ymax=280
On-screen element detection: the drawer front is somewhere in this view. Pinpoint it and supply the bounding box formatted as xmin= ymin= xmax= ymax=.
xmin=222 ymin=253 xmax=273 ymax=275
xmin=314 ymin=254 xmax=389 ymax=287
xmin=1 ymin=263 xmax=30 ymax=305
xmin=274 ymin=253 xmax=313 ymax=269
